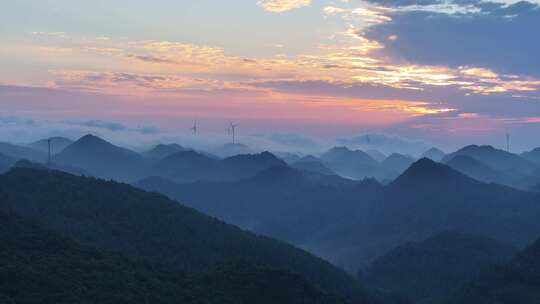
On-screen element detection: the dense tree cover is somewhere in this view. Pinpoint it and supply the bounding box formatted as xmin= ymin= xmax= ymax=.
xmin=364 ymin=232 xmax=517 ymax=304
xmin=445 ymin=237 xmax=540 ymax=304
xmin=194 ymin=261 xmax=345 ymax=304
xmin=0 ymin=168 xmax=369 ymax=302
xmin=0 ymin=211 xmax=187 ymax=304
xmin=0 ymin=211 xmax=347 ymax=304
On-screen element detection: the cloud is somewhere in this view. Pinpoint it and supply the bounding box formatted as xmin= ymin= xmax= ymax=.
xmin=73 ymin=120 xmax=127 ymax=132
xmin=6 ymin=20 xmax=539 ymax=139
xmin=15 ymin=30 xmax=539 ymax=99
xmin=364 ymin=1 xmax=540 ymax=76
xmin=67 ymin=119 xmax=160 ymax=135
xmin=337 ymin=133 xmax=430 ymax=155
xmin=257 ymin=0 xmax=312 ymax=12
xmin=127 ymin=54 xmax=178 ymax=64
xmin=48 ymin=70 xmax=246 ymax=95
xmin=265 ymin=133 xmax=320 ymax=148
xmin=247 ymin=78 xmax=540 ymax=120
xmin=31 ymin=31 xmax=68 ymax=38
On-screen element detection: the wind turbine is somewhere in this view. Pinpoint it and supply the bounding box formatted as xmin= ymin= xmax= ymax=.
xmin=191 ymin=120 xmax=198 ymax=136
xmin=47 ymin=138 xmax=52 ymax=168
xmin=229 ymin=122 xmax=238 ymax=144
xmin=505 ymin=129 xmax=511 ymax=152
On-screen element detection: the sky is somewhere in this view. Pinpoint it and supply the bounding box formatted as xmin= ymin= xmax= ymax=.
xmin=1 ymin=0 xmax=540 ymax=152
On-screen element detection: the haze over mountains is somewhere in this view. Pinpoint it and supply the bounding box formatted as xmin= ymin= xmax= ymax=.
xmin=140 ymin=157 xmax=540 ymax=273
xmin=2 ymin=133 xmax=540 ymax=303
xmin=28 ymin=137 xmax=74 ymax=154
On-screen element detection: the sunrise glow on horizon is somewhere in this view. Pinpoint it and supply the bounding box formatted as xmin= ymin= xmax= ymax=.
xmin=1 ymin=0 xmax=540 ymax=150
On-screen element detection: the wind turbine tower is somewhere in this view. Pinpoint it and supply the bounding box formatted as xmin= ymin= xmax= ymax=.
xmin=47 ymin=138 xmax=52 ymax=168
xmin=506 ymin=130 xmax=511 ymax=152
xmin=229 ymin=122 xmax=238 ymax=144
xmin=191 ymin=120 xmax=198 ymax=136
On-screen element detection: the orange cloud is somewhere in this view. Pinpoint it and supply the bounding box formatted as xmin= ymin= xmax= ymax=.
xmin=257 ymin=0 xmax=311 ymax=13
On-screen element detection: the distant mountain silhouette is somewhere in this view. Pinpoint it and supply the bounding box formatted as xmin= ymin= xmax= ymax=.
xmin=138 ymin=168 xmax=387 ymax=271
xmin=144 ymin=157 xmax=540 ymax=273
xmin=445 ymin=155 xmax=506 ymax=184
xmin=389 ymin=158 xmax=471 ymax=189
xmin=337 ymin=134 xmax=429 ymax=156
xmin=446 ymin=236 xmax=540 ymax=304
xmin=292 ymin=159 xmax=336 ymax=176
xmin=28 ymin=137 xmax=74 ymax=154
xmin=366 ymin=150 xmax=387 ymax=162
xmin=223 ymin=151 xmax=287 ymax=178
xmin=137 ymin=167 xmax=381 ymax=251
xmin=296 ymin=155 xmax=321 ymax=163
xmin=345 ymin=158 xmax=540 ymax=267
xmin=151 ymin=150 xmax=222 ymax=182
xmin=442 ymin=147 xmax=540 ymax=190
xmin=0 ymin=167 xmax=368 ymax=302
xmin=320 ymin=147 xmax=413 ymax=181
xmin=142 ymin=143 xmax=191 ymax=160
xmin=442 ymin=145 xmax=538 ymax=176
xmin=421 ymin=147 xmax=445 ymax=161
xmin=320 ymin=147 xmax=381 ymax=179
xmin=54 ymin=134 xmax=147 ymax=181
xmin=213 ymin=143 xmax=254 ymax=157
xmin=380 ymin=153 xmax=415 ymax=178
xmin=322 ymin=147 xmax=377 ymax=165
xmin=0 ymin=210 xmax=349 ymax=304
xmin=521 ymin=147 xmax=540 ymax=166
xmin=0 ymin=142 xmax=46 ymax=163
xmin=151 ymin=151 xmax=287 ymax=183
xmin=364 ymin=232 xmax=517 ymax=304
xmin=274 ymin=152 xmax=302 ymax=164
xmin=249 ymin=165 xmax=305 ymax=184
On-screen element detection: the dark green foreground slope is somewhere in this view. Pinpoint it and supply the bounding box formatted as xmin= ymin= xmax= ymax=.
xmin=446 ymin=237 xmax=540 ymax=304
xmin=0 ymin=211 xmax=344 ymax=304
xmin=0 ymin=168 xmax=370 ymax=303
xmin=364 ymin=232 xmax=517 ymax=303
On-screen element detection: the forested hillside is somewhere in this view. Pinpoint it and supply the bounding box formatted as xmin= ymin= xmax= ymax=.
xmin=0 ymin=168 xmax=369 ymax=302
xmin=446 ymin=237 xmax=540 ymax=304
xmin=0 ymin=211 xmax=346 ymax=304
